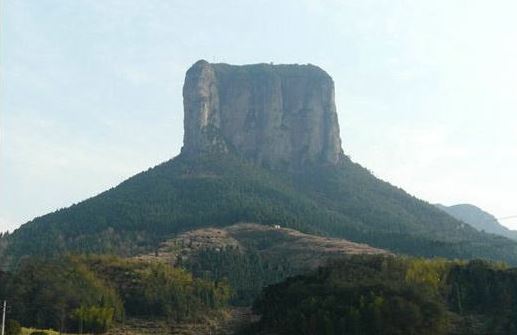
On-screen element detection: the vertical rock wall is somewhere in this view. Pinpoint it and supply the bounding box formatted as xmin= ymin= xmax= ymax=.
xmin=182 ymin=60 xmax=343 ymax=169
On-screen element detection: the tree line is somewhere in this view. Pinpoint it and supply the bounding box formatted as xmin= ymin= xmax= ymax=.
xmin=250 ymin=255 xmax=517 ymax=335
xmin=0 ymin=255 xmax=230 ymax=334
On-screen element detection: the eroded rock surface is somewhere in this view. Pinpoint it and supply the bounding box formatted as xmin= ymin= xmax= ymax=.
xmin=182 ymin=60 xmax=343 ymax=169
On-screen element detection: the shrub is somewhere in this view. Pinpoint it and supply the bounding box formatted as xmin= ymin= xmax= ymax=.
xmin=5 ymin=320 xmax=21 ymax=335
xmin=72 ymin=306 xmax=115 ymax=334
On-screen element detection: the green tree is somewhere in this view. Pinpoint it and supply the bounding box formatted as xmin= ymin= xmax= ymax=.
xmin=5 ymin=320 xmax=21 ymax=335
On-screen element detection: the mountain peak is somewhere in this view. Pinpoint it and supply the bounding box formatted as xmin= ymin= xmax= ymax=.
xmin=181 ymin=60 xmax=344 ymax=169
xmin=436 ymin=203 xmax=517 ymax=241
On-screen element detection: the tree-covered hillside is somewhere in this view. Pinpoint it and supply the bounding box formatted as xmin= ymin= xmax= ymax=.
xmin=142 ymin=223 xmax=385 ymax=305
xmin=251 ymin=256 xmax=517 ymax=335
xmin=0 ymin=255 xmax=229 ymax=334
xmin=3 ymin=153 xmax=517 ymax=267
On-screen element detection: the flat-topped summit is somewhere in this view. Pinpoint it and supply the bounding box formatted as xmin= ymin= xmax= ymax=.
xmin=6 ymin=60 xmax=517 ymax=270
xmin=182 ymin=60 xmax=343 ymax=169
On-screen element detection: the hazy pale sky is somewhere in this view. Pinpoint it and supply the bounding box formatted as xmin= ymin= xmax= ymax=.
xmin=1 ymin=0 xmax=517 ymax=232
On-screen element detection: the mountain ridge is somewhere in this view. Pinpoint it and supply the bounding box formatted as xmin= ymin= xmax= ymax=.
xmin=436 ymin=203 xmax=517 ymax=241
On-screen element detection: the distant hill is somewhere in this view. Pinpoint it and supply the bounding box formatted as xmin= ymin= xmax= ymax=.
xmin=3 ymin=61 xmax=517 ymax=267
xmin=436 ymin=204 xmax=517 ymax=241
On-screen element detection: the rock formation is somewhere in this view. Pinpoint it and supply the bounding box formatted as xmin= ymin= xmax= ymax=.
xmin=182 ymin=60 xmax=343 ymax=169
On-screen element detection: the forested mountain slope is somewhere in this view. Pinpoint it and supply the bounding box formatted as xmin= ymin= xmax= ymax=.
xmin=3 ymin=61 xmax=517 ymax=267
xmin=3 ymin=152 xmax=517 ymax=267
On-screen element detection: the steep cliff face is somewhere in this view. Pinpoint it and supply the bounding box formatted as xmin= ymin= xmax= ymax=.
xmin=182 ymin=60 xmax=344 ymax=169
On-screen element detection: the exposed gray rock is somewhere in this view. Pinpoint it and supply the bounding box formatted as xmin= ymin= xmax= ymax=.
xmin=182 ymin=60 xmax=344 ymax=169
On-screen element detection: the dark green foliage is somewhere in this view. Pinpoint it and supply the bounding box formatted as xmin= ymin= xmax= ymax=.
xmin=4 ymin=153 xmax=517 ymax=267
xmin=290 ymin=160 xmax=517 ymax=262
xmin=4 ymin=257 xmax=123 ymax=333
xmin=72 ymin=306 xmax=114 ymax=334
xmin=0 ymin=270 xmax=6 ymax=298
xmin=2 ymin=255 xmax=229 ymax=333
xmin=84 ymin=255 xmax=230 ymax=322
xmin=446 ymin=260 xmax=517 ymax=333
xmin=5 ymin=320 xmax=21 ymax=335
xmin=252 ymin=256 xmax=517 ymax=335
xmin=183 ymin=247 xmax=297 ymax=305
xmin=253 ymin=256 xmax=448 ymax=335
xmin=0 ymin=232 xmax=8 ymax=267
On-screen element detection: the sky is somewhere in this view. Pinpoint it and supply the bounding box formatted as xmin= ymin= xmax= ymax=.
xmin=1 ymin=0 xmax=517 ymax=232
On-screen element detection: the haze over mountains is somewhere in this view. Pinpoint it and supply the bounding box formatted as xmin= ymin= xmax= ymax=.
xmin=436 ymin=204 xmax=517 ymax=241
xmin=2 ymin=61 xmax=517 ymax=269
